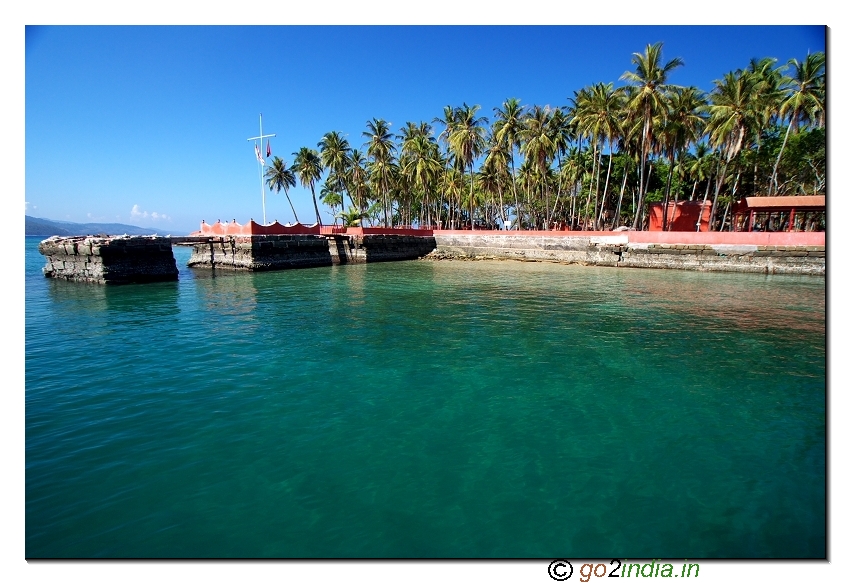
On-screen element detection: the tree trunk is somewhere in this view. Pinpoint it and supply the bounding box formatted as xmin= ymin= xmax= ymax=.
xmin=707 ymin=159 xmax=730 ymax=231
xmin=597 ymin=145 xmax=615 ymax=229
xmin=769 ymin=116 xmax=795 ymax=196
xmin=696 ymin=157 xmax=719 ymax=231
xmin=310 ymin=185 xmax=323 ymax=227
xmin=720 ymin=170 xmax=740 ymax=231
xmin=661 ymin=149 xmax=675 ymax=231
xmin=613 ymin=163 xmax=628 ymax=229
xmin=284 ymin=189 xmax=300 ymax=223
xmin=583 ymin=142 xmax=599 ymax=230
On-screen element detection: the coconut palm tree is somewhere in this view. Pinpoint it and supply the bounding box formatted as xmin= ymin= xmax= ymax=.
xmin=264 ymin=156 xmax=299 ymax=224
xmin=363 ymin=118 xmax=397 ymax=227
xmin=448 ymin=103 xmax=489 ymax=229
xmin=347 ymin=148 xmax=370 ymax=219
xmin=703 ymin=69 xmax=761 ymax=229
xmin=482 ymin=126 xmax=511 ymax=226
xmin=620 ymin=42 xmax=684 ymax=229
xmin=493 ymin=98 xmax=526 ymax=229
xmin=768 ymin=51 xmax=825 ymax=195
xmin=318 ymin=131 xmax=353 ymax=209
xmin=433 ymin=106 xmax=459 ymax=228
xmin=520 ymin=105 xmax=556 ymax=228
xmin=320 ymin=179 xmax=344 ymax=224
xmin=548 ymin=107 xmax=574 ymax=227
xmin=336 ymin=206 xmax=367 ymax=228
xmin=401 ymin=131 xmax=441 ymax=226
xmin=292 ymin=147 xmax=324 ymax=226
xmin=744 ymin=57 xmax=785 ymax=194
xmin=574 ymin=83 xmax=625 ymax=229
xmin=657 ymin=86 xmax=707 ymax=229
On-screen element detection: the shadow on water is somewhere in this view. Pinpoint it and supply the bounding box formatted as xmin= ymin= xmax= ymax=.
xmin=43 ymin=277 xmax=181 ymax=318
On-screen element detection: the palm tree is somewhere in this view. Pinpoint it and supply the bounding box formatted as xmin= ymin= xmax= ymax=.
xmin=448 ymin=104 xmax=489 ymax=229
xmin=401 ymin=130 xmax=441 ymax=226
xmin=658 ymin=86 xmax=707 ymax=229
xmin=574 ymin=83 xmax=625 ymax=229
xmin=768 ymin=51 xmax=825 ymax=195
xmin=493 ymin=98 xmax=526 ymax=229
xmin=520 ymin=105 xmax=555 ymax=228
xmin=482 ymin=126 xmax=511 ymax=227
xmin=745 ymin=57 xmax=785 ymax=194
xmin=432 ymin=106 xmax=462 ymax=228
xmin=318 ymin=131 xmax=353 ymax=209
xmin=347 ymin=148 xmax=370 ymax=219
xmin=320 ymin=179 xmax=343 ymax=224
xmin=336 ymin=206 xmax=367 ymax=228
xmin=363 ymin=118 xmax=397 ymax=227
xmin=264 ymin=156 xmax=299 ymax=224
xmin=292 ymin=147 xmax=324 ymax=226
xmin=548 ymin=107 xmax=573 ymax=228
xmin=703 ymin=69 xmax=760 ymax=230
xmin=621 ymin=42 xmax=684 ymax=229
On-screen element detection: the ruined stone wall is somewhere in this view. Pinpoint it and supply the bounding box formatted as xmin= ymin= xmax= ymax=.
xmin=186 ymin=235 xmax=333 ymax=270
xmin=620 ymin=243 xmax=825 ymax=275
xmin=38 ymin=236 xmax=178 ymax=284
xmin=431 ymin=234 xmax=625 ymax=266
xmin=361 ymin=234 xmax=437 ymax=262
xmin=431 ymin=233 xmax=825 ymax=276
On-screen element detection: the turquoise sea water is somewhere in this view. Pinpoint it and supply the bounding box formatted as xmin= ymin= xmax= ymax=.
xmin=24 ymin=237 xmax=825 ymax=558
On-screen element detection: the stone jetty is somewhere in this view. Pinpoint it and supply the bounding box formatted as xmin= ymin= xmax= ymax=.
xmin=184 ymin=233 xmax=437 ymax=270
xmin=38 ymin=235 xmax=178 ymax=284
xmin=429 ymin=232 xmax=825 ymax=276
xmin=37 ymin=227 xmax=824 ymax=285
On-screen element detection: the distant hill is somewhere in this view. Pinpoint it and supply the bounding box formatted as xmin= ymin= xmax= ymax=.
xmin=26 ymin=216 xmax=183 ymax=237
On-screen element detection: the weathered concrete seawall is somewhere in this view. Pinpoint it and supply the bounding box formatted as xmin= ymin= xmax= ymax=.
xmin=328 ymin=234 xmax=437 ymax=264
xmin=38 ymin=236 xmax=178 ymax=284
xmin=186 ymin=235 xmax=333 ymax=270
xmin=187 ymin=234 xmax=437 ymax=270
xmin=430 ymin=232 xmax=825 ymax=276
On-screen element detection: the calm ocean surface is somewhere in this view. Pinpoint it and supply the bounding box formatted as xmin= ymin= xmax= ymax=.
xmin=24 ymin=236 xmax=825 ymax=558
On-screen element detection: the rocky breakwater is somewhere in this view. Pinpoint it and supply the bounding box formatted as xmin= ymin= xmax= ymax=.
xmin=38 ymin=235 xmax=178 ymax=284
xmin=186 ymin=234 xmax=333 ymax=271
xmin=430 ymin=233 xmax=624 ymax=266
xmin=620 ymin=243 xmax=825 ymax=275
xmin=428 ymin=231 xmax=824 ymax=275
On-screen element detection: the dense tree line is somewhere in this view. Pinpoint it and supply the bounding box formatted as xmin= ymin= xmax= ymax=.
xmin=265 ymin=43 xmax=825 ymax=231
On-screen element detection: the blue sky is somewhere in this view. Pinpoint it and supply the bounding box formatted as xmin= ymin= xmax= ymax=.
xmin=24 ymin=24 xmax=826 ymax=234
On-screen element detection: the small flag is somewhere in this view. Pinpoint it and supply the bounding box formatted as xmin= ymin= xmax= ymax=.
xmin=255 ymin=143 xmax=265 ymax=165
xmin=266 ymin=140 xmax=271 ymax=158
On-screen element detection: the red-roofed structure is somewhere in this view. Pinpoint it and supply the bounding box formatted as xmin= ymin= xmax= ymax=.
xmin=730 ymin=196 xmax=825 ymax=232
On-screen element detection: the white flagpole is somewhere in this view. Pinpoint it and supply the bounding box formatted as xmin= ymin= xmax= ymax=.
xmin=247 ymin=113 xmax=276 ymax=225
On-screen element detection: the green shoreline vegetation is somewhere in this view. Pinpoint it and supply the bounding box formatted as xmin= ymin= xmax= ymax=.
xmin=270 ymin=43 xmax=824 ymax=233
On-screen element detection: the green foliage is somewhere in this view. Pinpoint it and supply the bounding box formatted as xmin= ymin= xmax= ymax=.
xmin=290 ymin=47 xmax=826 ymax=232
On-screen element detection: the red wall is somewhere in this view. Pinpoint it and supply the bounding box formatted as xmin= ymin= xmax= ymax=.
xmin=192 ymin=220 xmax=321 ymax=236
xmin=433 ymin=230 xmax=825 ymax=246
xmin=649 ymin=201 xmax=711 ymax=232
xmin=190 ymin=221 xmax=824 ymax=247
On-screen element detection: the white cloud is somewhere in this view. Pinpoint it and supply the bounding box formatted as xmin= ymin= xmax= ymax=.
xmin=25 ymin=201 xmax=35 ymax=211
xmin=131 ymin=204 xmax=147 ymax=219
xmin=131 ymin=204 xmax=170 ymax=222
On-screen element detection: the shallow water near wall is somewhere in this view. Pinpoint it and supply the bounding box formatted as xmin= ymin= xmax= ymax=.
xmin=25 ymin=237 xmax=825 ymax=558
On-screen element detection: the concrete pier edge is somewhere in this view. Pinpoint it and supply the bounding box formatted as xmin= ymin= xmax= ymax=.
xmin=38 ymin=231 xmax=825 ymax=283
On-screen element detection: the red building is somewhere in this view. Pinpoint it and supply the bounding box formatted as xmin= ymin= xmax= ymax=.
xmin=648 ymin=200 xmax=712 ymax=232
